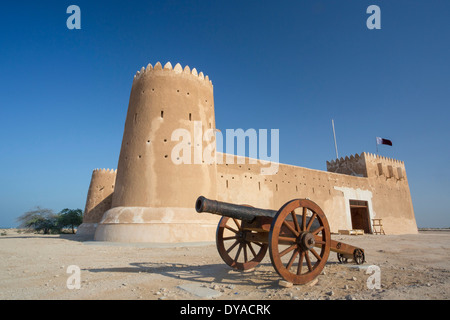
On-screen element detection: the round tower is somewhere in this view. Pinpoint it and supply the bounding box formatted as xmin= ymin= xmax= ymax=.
xmin=94 ymin=62 xmax=219 ymax=242
xmin=76 ymin=168 xmax=116 ymax=239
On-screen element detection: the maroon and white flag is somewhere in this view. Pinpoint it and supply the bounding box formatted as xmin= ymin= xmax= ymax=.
xmin=376 ymin=137 xmax=392 ymax=146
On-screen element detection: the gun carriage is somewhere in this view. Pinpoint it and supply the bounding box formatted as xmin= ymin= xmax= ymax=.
xmin=196 ymin=196 xmax=365 ymax=284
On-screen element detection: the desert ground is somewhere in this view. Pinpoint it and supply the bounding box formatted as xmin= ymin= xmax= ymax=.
xmin=0 ymin=228 xmax=449 ymax=300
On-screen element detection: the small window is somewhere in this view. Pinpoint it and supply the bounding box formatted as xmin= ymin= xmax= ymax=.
xmin=387 ymin=165 xmax=394 ymax=178
xmin=161 ymin=111 xmax=164 ymax=118
xmin=397 ymin=167 xmax=403 ymax=179
xmin=377 ymin=163 xmax=383 ymax=176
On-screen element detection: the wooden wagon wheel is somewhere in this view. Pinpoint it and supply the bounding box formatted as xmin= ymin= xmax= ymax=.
xmin=353 ymin=248 xmax=365 ymax=265
xmin=216 ymin=216 xmax=268 ymax=270
xmin=269 ymin=199 xmax=331 ymax=284
xmin=337 ymin=252 xmax=349 ymax=264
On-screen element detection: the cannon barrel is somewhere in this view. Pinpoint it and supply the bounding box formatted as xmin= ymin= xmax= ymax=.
xmin=195 ymin=196 xmax=277 ymax=222
xmin=196 ymin=196 xmax=321 ymax=230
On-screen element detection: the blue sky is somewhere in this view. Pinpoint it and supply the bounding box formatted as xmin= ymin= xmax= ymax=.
xmin=0 ymin=0 xmax=449 ymax=228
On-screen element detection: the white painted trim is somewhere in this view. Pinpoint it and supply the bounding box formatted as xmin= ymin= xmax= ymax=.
xmin=334 ymin=187 xmax=375 ymax=233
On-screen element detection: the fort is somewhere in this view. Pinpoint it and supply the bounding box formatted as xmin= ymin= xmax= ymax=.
xmin=76 ymin=62 xmax=418 ymax=242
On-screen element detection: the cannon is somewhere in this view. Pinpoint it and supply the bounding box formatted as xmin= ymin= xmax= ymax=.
xmin=196 ymin=196 xmax=365 ymax=285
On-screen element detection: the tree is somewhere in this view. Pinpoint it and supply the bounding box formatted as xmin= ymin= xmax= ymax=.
xmin=58 ymin=208 xmax=83 ymax=233
xmin=16 ymin=207 xmax=60 ymax=234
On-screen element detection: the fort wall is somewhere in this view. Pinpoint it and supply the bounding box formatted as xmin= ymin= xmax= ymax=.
xmin=215 ymin=152 xmax=417 ymax=235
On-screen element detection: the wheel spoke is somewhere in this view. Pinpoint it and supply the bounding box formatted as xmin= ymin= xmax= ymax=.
xmin=278 ymin=236 xmax=297 ymax=244
xmin=243 ymin=244 xmax=248 ymax=263
xmin=306 ymin=213 xmax=317 ymax=231
xmin=248 ymin=242 xmax=257 ymax=258
xmin=226 ymin=240 xmax=239 ymax=254
xmin=279 ymin=243 xmax=297 ymax=257
xmin=311 ymin=226 xmax=324 ymax=235
xmin=224 ymin=225 xmax=238 ymax=234
xmin=282 ymin=220 xmax=299 ymax=237
xmin=223 ymin=236 xmax=238 ymax=241
xmin=232 ymin=219 xmax=241 ymax=229
xmin=286 ymin=248 xmax=299 ymax=270
xmin=301 ymin=207 xmax=307 ymax=231
xmin=234 ymin=243 xmax=243 ymax=262
xmin=297 ymin=251 xmax=305 ymax=275
xmin=251 ymin=241 xmax=263 ymax=248
xmin=305 ymin=251 xmax=313 ymax=271
xmin=310 ymin=248 xmax=322 ymax=261
xmin=291 ymin=211 xmax=300 ymax=232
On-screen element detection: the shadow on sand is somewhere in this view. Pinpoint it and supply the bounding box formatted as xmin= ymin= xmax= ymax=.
xmin=84 ymin=260 xmax=341 ymax=289
xmin=85 ymin=261 xmax=285 ymax=288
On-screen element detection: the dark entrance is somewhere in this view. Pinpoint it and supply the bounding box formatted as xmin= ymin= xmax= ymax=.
xmin=349 ymin=200 xmax=371 ymax=234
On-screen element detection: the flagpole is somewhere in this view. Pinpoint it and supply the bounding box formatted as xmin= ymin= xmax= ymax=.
xmin=332 ymin=119 xmax=339 ymax=159
xmin=376 ymin=137 xmax=378 ymax=154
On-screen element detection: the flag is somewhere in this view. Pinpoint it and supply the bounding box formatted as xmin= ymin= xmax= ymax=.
xmin=376 ymin=137 xmax=392 ymax=146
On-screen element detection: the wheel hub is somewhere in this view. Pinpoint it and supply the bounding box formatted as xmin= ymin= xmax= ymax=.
xmin=298 ymin=232 xmax=315 ymax=250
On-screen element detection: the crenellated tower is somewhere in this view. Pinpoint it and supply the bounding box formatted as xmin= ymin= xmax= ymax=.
xmin=77 ymin=168 xmax=116 ymax=239
xmin=94 ymin=62 xmax=220 ymax=242
xmin=327 ymin=152 xmax=417 ymax=234
xmin=327 ymin=152 xmax=408 ymax=181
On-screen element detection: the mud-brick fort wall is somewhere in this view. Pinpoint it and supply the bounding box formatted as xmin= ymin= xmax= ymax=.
xmin=78 ymin=61 xmax=418 ymax=242
xmin=216 ymin=152 xmax=417 ymax=236
xmin=76 ymin=169 xmax=116 ymax=237
xmin=359 ymin=153 xmax=416 ymax=234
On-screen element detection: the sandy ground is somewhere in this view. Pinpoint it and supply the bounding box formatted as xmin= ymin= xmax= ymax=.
xmin=0 ymin=229 xmax=449 ymax=300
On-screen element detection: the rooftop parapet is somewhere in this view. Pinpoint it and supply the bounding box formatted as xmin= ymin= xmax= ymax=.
xmin=327 ymin=152 xmax=404 ymax=166
xmin=362 ymin=152 xmax=405 ymax=166
xmin=132 ymin=61 xmax=213 ymax=88
xmin=327 ymin=152 xmax=406 ymax=179
xmin=327 ymin=153 xmax=362 ymax=166
xmin=326 ymin=153 xmax=367 ymax=177
xmin=92 ymin=168 xmax=117 ymax=174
